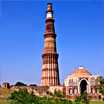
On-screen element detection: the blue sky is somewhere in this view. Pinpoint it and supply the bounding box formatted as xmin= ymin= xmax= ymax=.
xmin=0 ymin=0 xmax=104 ymax=85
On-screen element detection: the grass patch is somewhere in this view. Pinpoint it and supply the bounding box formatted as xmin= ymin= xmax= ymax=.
xmin=0 ymin=98 xmax=9 ymax=104
xmin=90 ymin=101 xmax=104 ymax=104
xmin=0 ymin=88 xmax=12 ymax=104
xmin=0 ymin=98 xmax=104 ymax=104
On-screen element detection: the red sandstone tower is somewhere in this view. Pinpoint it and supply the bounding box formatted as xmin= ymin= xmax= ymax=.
xmin=41 ymin=3 xmax=60 ymax=86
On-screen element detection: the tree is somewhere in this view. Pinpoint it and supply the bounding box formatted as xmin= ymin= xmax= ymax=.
xmin=97 ymin=76 xmax=104 ymax=100
xmin=8 ymin=89 xmax=37 ymax=104
xmin=74 ymin=92 xmax=89 ymax=104
xmin=8 ymin=89 xmax=72 ymax=104
xmin=15 ymin=82 xmax=27 ymax=86
xmin=29 ymin=84 xmax=37 ymax=87
xmin=53 ymin=90 xmax=65 ymax=98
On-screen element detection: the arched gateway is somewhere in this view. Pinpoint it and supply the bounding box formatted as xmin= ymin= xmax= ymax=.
xmin=80 ymin=79 xmax=87 ymax=93
xmin=64 ymin=66 xmax=100 ymax=100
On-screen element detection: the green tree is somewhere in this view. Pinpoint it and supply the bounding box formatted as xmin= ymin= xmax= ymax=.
xmin=15 ymin=82 xmax=27 ymax=86
xmin=74 ymin=92 xmax=89 ymax=104
xmin=8 ymin=89 xmax=72 ymax=104
xmin=53 ymin=90 xmax=65 ymax=98
xmin=97 ymin=76 xmax=104 ymax=100
xmin=8 ymin=89 xmax=37 ymax=104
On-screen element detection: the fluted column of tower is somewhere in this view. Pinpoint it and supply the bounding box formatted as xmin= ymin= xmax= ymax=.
xmin=41 ymin=3 xmax=60 ymax=86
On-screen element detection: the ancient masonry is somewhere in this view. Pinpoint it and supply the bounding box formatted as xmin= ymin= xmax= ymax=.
xmin=41 ymin=3 xmax=60 ymax=86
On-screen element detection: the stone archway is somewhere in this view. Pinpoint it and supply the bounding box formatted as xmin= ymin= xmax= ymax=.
xmin=80 ymin=80 xmax=87 ymax=94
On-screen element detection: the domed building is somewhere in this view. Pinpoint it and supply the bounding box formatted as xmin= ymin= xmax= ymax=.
xmin=64 ymin=66 xmax=100 ymax=100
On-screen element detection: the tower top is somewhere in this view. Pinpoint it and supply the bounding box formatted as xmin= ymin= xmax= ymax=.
xmin=46 ymin=3 xmax=53 ymax=19
xmin=47 ymin=3 xmax=53 ymax=12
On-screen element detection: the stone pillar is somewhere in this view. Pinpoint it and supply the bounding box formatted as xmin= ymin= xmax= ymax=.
xmin=74 ymin=88 xmax=78 ymax=95
xmin=70 ymin=89 xmax=73 ymax=95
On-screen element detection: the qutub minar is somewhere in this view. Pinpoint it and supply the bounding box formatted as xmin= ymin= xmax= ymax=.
xmin=41 ymin=3 xmax=60 ymax=86
xmin=1 ymin=3 xmax=103 ymax=101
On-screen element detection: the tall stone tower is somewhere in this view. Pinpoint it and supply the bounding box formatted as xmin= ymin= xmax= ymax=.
xmin=41 ymin=3 xmax=60 ymax=86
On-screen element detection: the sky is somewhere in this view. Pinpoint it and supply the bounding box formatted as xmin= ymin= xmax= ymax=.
xmin=0 ymin=0 xmax=104 ymax=85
